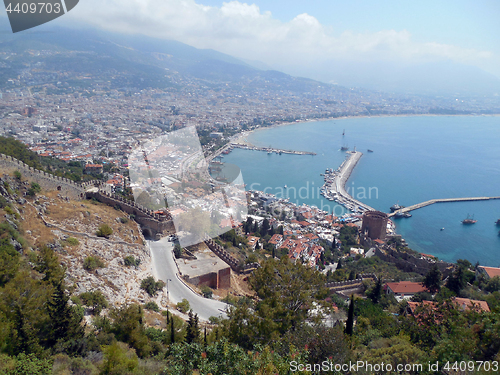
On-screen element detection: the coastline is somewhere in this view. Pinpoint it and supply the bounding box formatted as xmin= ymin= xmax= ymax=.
xmin=233 ymin=113 xmax=500 ymax=145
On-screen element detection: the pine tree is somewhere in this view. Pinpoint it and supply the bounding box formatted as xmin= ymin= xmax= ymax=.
xmin=46 ymin=281 xmax=84 ymax=349
xmin=345 ymin=294 xmax=355 ymax=336
xmin=185 ymin=310 xmax=200 ymax=344
xmin=423 ymin=264 xmax=442 ymax=294
xmin=170 ymin=316 xmax=175 ymax=344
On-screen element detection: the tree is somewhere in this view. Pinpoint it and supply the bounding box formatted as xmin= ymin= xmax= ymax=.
xmin=176 ymin=298 xmax=190 ymax=313
xmin=100 ymin=341 xmax=139 ymax=375
xmin=110 ymin=304 xmax=151 ymax=358
xmin=46 ymin=281 xmax=84 ymax=351
xmin=226 ymin=257 xmax=327 ymax=347
xmin=140 ymin=276 xmax=165 ymax=297
xmin=345 ymin=294 xmax=355 ymax=336
xmin=423 ymin=264 xmax=442 ymax=294
xmin=79 ymin=290 xmax=108 ymax=315
xmin=260 ymin=218 xmax=270 ymax=237
xmin=367 ymin=277 xmax=383 ymax=304
xmin=446 ymin=266 xmax=467 ymax=295
xmin=96 ymin=224 xmax=113 ymax=238
xmin=173 ymin=243 xmax=183 ymax=258
xmin=185 ymin=310 xmax=200 ymax=344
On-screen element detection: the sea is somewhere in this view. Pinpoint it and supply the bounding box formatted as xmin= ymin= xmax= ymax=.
xmin=218 ymin=115 xmax=500 ymax=266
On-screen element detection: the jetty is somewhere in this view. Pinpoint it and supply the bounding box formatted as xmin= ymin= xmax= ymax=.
xmin=388 ymin=196 xmax=500 ymax=217
xmin=230 ymin=143 xmax=316 ymax=155
xmin=321 ymin=151 xmax=375 ymax=213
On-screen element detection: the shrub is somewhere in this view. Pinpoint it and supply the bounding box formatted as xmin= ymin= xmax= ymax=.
xmin=140 ymin=276 xmax=165 ymax=297
xmin=144 ymin=301 xmax=160 ymax=312
xmin=201 ymin=285 xmax=213 ymax=299
xmin=173 ymin=243 xmax=183 ymax=258
xmin=124 ymin=255 xmax=141 ymax=268
xmin=79 ymin=290 xmax=109 ymax=315
xmin=119 ymin=217 xmax=129 ymax=224
xmin=176 ymin=298 xmax=190 ymax=313
xmin=96 ymin=224 xmax=113 ymax=238
xmin=13 ymin=170 xmax=22 ymax=180
xmin=83 ymin=256 xmax=105 ymax=271
xmin=65 ymin=237 xmax=79 ymax=246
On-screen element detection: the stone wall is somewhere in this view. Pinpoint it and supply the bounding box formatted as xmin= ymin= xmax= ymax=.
xmin=86 ymin=190 xmax=175 ymax=237
xmin=0 ymin=153 xmax=85 ymax=200
xmin=218 ymin=267 xmax=231 ymax=289
xmin=186 ymin=267 xmax=231 ymax=289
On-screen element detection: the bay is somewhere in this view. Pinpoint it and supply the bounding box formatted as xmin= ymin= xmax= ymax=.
xmin=220 ymin=115 xmax=500 ymax=266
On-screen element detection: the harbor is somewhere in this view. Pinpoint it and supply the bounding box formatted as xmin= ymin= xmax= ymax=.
xmin=320 ymin=151 xmax=375 ymax=214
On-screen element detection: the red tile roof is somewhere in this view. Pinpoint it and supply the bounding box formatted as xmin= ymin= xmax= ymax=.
xmin=479 ymin=266 xmax=500 ymax=279
xmin=386 ymin=281 xmax=427 ymax=295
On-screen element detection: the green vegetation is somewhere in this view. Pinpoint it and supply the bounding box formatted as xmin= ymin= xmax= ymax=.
xmin=96 ymin=224 xmax=113 ymax=238
xmin=0 ymin=136 xmax=102 ymax=182
xmin=26 ymin=182 xmax=41 ymax=197
xmin=200 ymin=285 xmax=213 ymax=299
xmin=79 ymin=290 xmax=108 ymax=315
xmin=62 ymin=237 xmax=79 ymax=247
xmin=176 ymin=298 xmax=190 ymax=313
xmin=1 ymin=193 xmax=500 ymax=374
xmin=123 ymin=255 xmax=141 ymax=268
xmin=83 ymin=256 xmax=105 ymax=271
xmin=144 ymin=301 xmax=160 ymax=312
xmin=140 ymin=276 xmax=165 ymax=297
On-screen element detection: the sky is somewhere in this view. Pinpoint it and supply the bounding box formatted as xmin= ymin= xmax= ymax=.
xmin=3 ymin=0 xmax=500 ymax=86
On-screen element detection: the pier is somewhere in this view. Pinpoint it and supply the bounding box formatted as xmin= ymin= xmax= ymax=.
xmin=388 ymin=196 xmax=500 ymax=217
xmin=321 ymin=151 xmax=375 ymax=213
xmin=230 ymin=143 xmax=316 ymax=155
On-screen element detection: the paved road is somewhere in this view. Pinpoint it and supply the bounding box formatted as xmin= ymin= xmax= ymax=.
xmin=148 ymin=238 xmax=228 ymax=321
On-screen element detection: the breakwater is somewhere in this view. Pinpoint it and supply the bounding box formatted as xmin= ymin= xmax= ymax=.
xmin=388 ymin=196 xmax=500 ymax=217
xmin=230 ymin=143 xmax=316 ymax=155
xmin=320 ymin=151 xmax=375 ymax=214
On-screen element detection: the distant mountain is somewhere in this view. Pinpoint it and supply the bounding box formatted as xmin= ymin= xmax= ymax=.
xmin=0 ymin=23 xmax=330 ymax=93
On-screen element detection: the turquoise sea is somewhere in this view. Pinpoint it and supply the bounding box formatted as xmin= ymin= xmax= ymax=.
xmin=220 ymin=115 xmax=500 ymax=266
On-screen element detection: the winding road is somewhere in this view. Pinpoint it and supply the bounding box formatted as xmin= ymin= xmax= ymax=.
xmin=147 ymin=237 xmax=229 ymax=321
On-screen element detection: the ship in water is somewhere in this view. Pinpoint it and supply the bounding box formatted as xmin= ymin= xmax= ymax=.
xmin=390 ymin=203 xmax=405 ymax=212
xmin=462 ymin=214 xmax=477 ymax=225
xmin=495 ymin=219 xmax=500 ymax=226
xmin=367 ymin=149 xmax=374 ymax=153
xmin=340 ymin=144 xmax=349 ymax=151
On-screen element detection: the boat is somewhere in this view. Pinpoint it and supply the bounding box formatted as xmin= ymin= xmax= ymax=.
xmin=440 ymin=227 xmax=445 ymax=231
xmin=342 ymin=129 xmax=345 ymax=136
xmin=495 ymin=219 xmax=500 ymax=226
xmin=367 ymin=149 xmax=374 ymax=153
xmin=284 ymin=185 xmax=287 ymax=189
xmin=403 ymin=212 xmax=412 ymax=218
xmin=340 ymin=145 xmax=349 ymax=151
xmin=462 ymin=214 xmax=477 ymax=225
xmin=390 ymin=203 xmax=404 ymax=212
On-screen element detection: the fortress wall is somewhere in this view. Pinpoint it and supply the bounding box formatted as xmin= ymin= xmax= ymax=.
xmin=0 ymin=153 xmax=85 ymax=199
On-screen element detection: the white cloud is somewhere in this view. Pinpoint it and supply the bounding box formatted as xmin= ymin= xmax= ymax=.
xmin=67 ymin=0 xmax=496 ymax=75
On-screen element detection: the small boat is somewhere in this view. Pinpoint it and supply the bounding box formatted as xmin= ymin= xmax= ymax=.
xmin=462 ymin=214 xmax=477 ymax=225
xmin=367 ymin=149 xmax=374 ymax=153
xmin=495 ymin=219 xmax=500 ymax=226
xmin=284 ymin=185 xmax=287 ymax=189
xmin=340 ymin=145 xmax=349 ymax=151
xmin=440 ymin=227 xmax=445 ymax=231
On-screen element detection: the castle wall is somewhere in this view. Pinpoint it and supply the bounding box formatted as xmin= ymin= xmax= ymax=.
xmin=0 ymin=153 xmax=85 ymax=200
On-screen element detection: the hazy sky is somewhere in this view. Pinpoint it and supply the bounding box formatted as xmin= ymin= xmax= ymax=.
xmin=8 ymin=0 xmax=500 ymax=79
